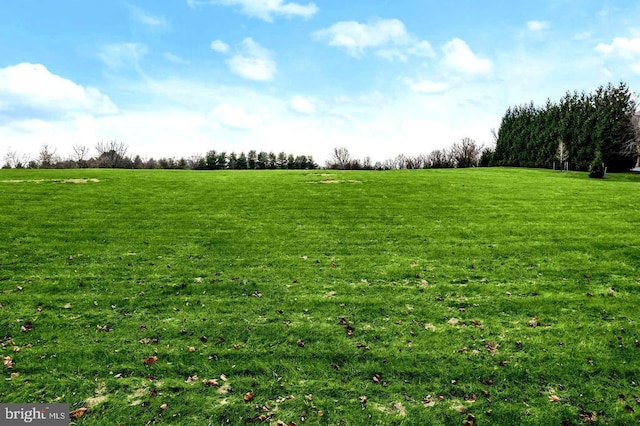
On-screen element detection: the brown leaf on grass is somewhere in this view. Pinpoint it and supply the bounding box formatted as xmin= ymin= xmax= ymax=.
xmin=70 ymin=407 xmax=88 ymax=419
xmin=203 ymin=379 xmax=219 ymax=387
xmin=345 ymin=325 xmax=354 ymax=336
xmin=331 ymin=262 xmax=337 ymax=268
xmin=3 ymin=356 xmax=13 ymax=369
xmin=186 ymin=375 xmax=198 ymax=383
xmin=549 ymin=395 xmax=561 ymax=402
xmin=485 ymin=341 xmax=499 ymax=355
xmin=139 ymin=338 xmax=151 ymax=344
xmin=233 ymin=344 xmax=241 ymax=350
xmin=188 ymin=346 xmax=196 ymax=352
xmin=372 ymin=374 xmax=381 ymax=383
xmin=21 ymin=322 xmax=33 ymax=332
xmin=143 ymin=356 xmax=157 ymax=365
xmin=529 ymin=317 xmax=541 ymax=328
xmin=447 ymin=318 xmax=460 ymax=326
xmin=296 ymin=339 xmax=305 ymax=347
xmin=579 ymin=410 xmax=597 ymax=422
xmin=200 ymin=336 xmax=208 ymax=343
xmin=160 ymin=403 xmax=168 ymax=410
xmin=462 ymin=414 xmax=476 ymax=426
xmin=359 ymin=395 xmax=368 ymax=408
xmin=244 ymin=391 xmax=254 ymax=402
xmin=338 ymin=317 xmax=348 ymax=326
xmin=422 ymin=396 xmax=435 ymax=407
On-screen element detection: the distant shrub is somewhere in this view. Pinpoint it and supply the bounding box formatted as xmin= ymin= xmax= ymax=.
xmin=589 ymin=150 xmax=605 ymax=178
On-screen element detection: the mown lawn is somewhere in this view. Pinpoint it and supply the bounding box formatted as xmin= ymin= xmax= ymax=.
xmin=1 ymin=168 xmax=639 ymax=425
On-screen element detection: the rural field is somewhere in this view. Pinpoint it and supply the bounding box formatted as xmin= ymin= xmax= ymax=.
xmin=1 ymin=167 xmax=640 ymax=425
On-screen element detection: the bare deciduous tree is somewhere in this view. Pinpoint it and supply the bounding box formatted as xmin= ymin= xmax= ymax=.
xmin=327 ymin=147 xmax=353 ymax=169
xmin=450 ymin=137 xmax=483 ymax=168
xmin=3 ymin=150 xmax=31 ymax=168
xmin=95 ymin=140 xmax=128 ymax=168
xmin=38 ymin=144 xmax=57 ymax=168
xmin=72 ymin=144 xmax=90 ymax=163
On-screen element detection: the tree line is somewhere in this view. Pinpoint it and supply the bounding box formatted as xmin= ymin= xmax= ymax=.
xmin=2 ymin=138 xmax=489 ymax=171
xmin=326 ymin=137 xmax=489 ymax=170
xmin=1 ymin=141 xmax=318 ymax=170
xmin=491 ymin=81 xmax=639 ymax=172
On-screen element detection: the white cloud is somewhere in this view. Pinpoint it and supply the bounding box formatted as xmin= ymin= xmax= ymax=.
xmin=407 ymin=40 xmax=436 ymax=58
xmin=0 ymin=63 xmax=118 ymax=119
xmin=163 ymin=52 xmax=190 ymax=64
xmin=314 ymin=18 xmax=409 ymax=57
xmin=210 ymin=103 xmax=262 ymax=129
xmin=595 ymin=37 xmax=640 ymax=59
xmin=98 ymin=43 xmax=148 ymax=69
xmin=442 ymin=38 xmax=493 ymax=74
xmin=526 ymin=20 xmax=549 ymax=31
xmin=226 ymin=38 xmax=276 ymax=81
xmin=210 ymin=39 xmax=230 ymax=54
xmin=129 ymin=5 xmax=170 ymax=30
xmin=314 ymin=18 xmax=435 ymax=62
xmin=405 ymin=79 xmax=449 ymax=94
xmin=290 ymin=96 xmax=315 ymax=114
xmin=208 ymin=0 xmax=318 ymax=22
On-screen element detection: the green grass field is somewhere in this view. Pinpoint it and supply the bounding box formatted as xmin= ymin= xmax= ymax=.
xmin=1 ymin=168 xmax=639 ymax=425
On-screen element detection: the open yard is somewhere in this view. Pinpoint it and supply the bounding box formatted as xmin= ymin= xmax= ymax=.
xmin=1 ymin=168 xmax=639 ymax=425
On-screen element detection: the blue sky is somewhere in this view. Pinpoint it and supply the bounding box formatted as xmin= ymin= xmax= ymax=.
xmin=2 ymin=1 xmax=640 ymax=164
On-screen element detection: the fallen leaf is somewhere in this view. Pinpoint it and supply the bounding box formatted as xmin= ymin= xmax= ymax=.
xmin=188 ymin=346 xmax=196 ymax=352
xmin=10 ymin=372 xmax=19 ymax=379
xmin=549 ymin=395 xmax=561 ymax=403
xmin=359 ymin=395 xmax=368 ymax=408
xmin=233 ymin=344 xmax=241 ymax=350
xmin=244 ymin=391 xmax=254 ymax=402
xmin=462 ymin=414 xmax=476 ymax=426
xmin=21 ymin=322 xmax=33 ymax=332
xmin=447 ymin=318 xmax=460 ymax=326
xmin=186 ymin=375 xmax=198 ymax=383
xmin=296 ymin=339 xmax=305 ymax=347
xmin=528 ymin=317 xmax=541 ymax=328
xmin=143 ymin=356 xmax=157 ymax=365
xmin=3 ymin=356 xmax=13 ymax=369
xmin=203 ymin=379 xmax=219 ymax=387
xmin=372 ymin=374 xmax=381 ymax=383
xmin=485 ymin=341 xmax=499 ymax=355
xmin=345 ymin=325 xmax=354 ymax=336
xmin=422 ymin=396 xmax=435 ymax=407
xmin=579 ymin=410 xmax=597 ymax=422
xmin=70 ymin=407 xmax=88 ymax=419
xmin=160 ymin=403 xmax=168 ymax=410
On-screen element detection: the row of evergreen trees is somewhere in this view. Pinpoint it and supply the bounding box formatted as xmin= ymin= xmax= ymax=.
xmin=2 ymin=144 xmax=318 ymax=170
xmin=492 ymin=82 xmax=637 ymax=171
